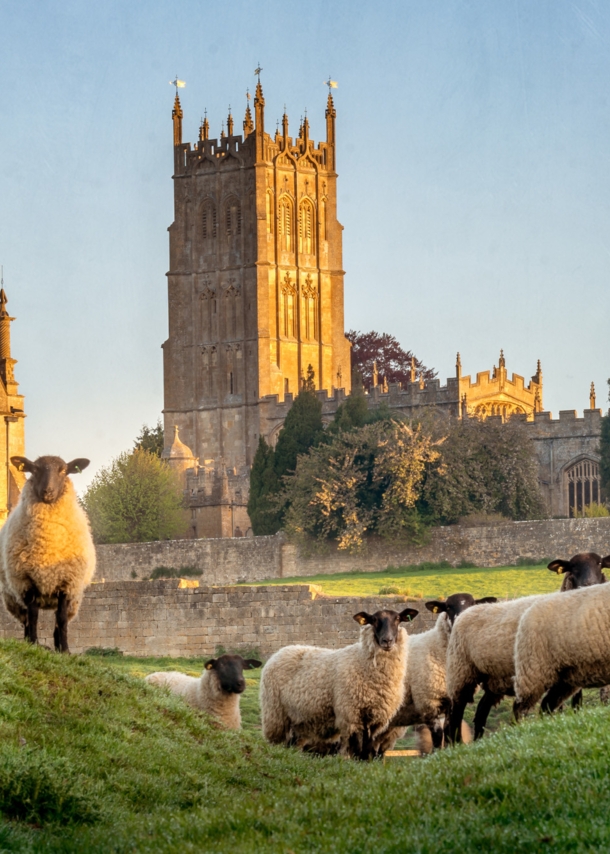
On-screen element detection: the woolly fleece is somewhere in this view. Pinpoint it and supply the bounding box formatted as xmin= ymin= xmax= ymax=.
xmin=145 ymin=669 xmax=242 ymax=730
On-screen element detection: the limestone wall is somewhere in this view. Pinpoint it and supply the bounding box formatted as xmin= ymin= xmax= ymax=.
xmin=96 ymin=517 xmax=610 ymax=585
xmin=0 ymin=582 xmax=433 ymax=658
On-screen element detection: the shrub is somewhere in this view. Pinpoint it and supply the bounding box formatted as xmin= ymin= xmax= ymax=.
xmin=149 ymin=566 xmax=200 ymax=580
xmin=582 ymin=503 xmax=610 ymax=518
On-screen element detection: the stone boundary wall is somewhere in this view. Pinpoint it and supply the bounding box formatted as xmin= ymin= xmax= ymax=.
xmin=96 ymin=517 xmax=610 ymax=585
xmin=0 ymin=582 xmax=434 ymax=659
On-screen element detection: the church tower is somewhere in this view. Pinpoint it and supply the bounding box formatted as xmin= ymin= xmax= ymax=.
xmin=163 ymin=78 xmax=351 ymax=485
xmin=0 ymin=285 xmax=26 ymax=523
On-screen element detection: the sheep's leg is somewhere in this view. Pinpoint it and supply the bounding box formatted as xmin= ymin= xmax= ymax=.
xmin=541 ymin=681 xmax=575 ymax=714
xmin=55 ymin=591 xmax=70 ymax=653
xmin=600 ymin=686 xmax=610 ymax=706
xmin=448 ymin=683 xmax=475 ymax=745
xmin=473 ymin=690 xmax=503 ymax=740
xmin=23 ymin=589 xmax=39 ymax=645
xmin=570 ymin=690 xmax=583 ymax=710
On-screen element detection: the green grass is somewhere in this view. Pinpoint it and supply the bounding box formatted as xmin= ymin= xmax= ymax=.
xmin=0 ymin=640 xmax=610 ymax=851
xmin=245 ymin=563 xmax=560 ymax=600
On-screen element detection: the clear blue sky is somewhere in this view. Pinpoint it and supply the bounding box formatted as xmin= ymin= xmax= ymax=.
xmin=1 ymin=0 xmax=609 ymax=489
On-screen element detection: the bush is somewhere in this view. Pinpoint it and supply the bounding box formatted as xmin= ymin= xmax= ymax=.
xmin=81 ymin=450 xmax=189 ymax=544
xmin=149 ymin=566 xmax=201 ymax=580
xmin=582 ymin=503 xmax=610 ymax=518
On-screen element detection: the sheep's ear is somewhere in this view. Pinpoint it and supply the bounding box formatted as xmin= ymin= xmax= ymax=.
xmin=476 ymin=597 xmax=498 ymax=605
xmin=601 ymin=555 xmax=610 ymax=569
xmin=425 ymin=600 xmax=446 ymax=614
xmin=11 ymin=456 xmax=35 ymax=474
xmin=66 ymin=459 xmax=90 ymax=475
xmin=204 ymin=659 xmax=216 ymax=670
xmin=399 ymin=608 xmax=419 ymax=623
xmin=548 ymin=560 xmax=570 ymax=574
xmin=353 ymin=612 xmax=371 ymax=626
xmin=243 ymin=659 xmax=262 ymax=670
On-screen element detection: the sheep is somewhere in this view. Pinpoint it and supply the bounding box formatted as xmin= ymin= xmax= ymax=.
xmin=259 ymin=607 xmax=419 ymax=759
xmin=146 ymin=654 xmax=262 ymax=730
xmin=513 ymin=563 xmax=610 ymax=718
xmin=446 ymin=553 xmax=609 ymax=742
xmin=0 ymin=455 xmax=95 ymax=653
xmin=373 ymin=593 xmax=497 ymax=755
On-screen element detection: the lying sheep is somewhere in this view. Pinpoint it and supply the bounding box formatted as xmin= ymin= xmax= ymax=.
xmin=260 ymin=607 xmax=419 ymax=759
xmin=146 ymin=654 xmax=262 ymax=730
xmin=446 ymin=553 xmax=608 ymax=742
xmin=374 ymin=593 xmax=497 ymax=755
xmin=0 ymin=455 xmax=95 ymax=653
xmin=513 ymin=574 xmax=610 ymax=718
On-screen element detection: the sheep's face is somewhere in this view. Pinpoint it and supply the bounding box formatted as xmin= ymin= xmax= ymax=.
xmin=353 ymin=608 xmax=419 ymax=651
xmin=548 ymin=553 xmax=610 ymax=589
xmin=11 ymin=455 xmax=90 ymax=504
xmin=204 ymin=654 xmax=262 ymax=695
xmin=425 ymin=593 xmax=498 ymax=626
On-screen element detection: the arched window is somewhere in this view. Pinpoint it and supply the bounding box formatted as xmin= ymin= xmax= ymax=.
xmin=202 ymin=199 xmax=217 ymax=239
xmin=278 ymin=196 xmax=293 ymax=252
xmin=301 ymin=275 xmax=318 ymax=340
xmin=299 ymin=200 xmax=315 ymax=255
xmin=566 ymin=459 xmax=601 ymax=517
xmin=225 ymin=197 xmax=241 ymax=238
xmin=320 ymin=198 xmax=327 ymax=241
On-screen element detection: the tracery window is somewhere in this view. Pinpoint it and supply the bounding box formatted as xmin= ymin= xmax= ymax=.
xmin=202 ymin=199 xmax=217 ymax=239
xmin=566 ymin=459 xmax=601 ymax=517
xmin=278 ymin=196 xmax=293 ymax=252
xmin=299 ymin=200 xmax=315 ymax=255
xmin=225 ymin=197 xmax=241 ymax=238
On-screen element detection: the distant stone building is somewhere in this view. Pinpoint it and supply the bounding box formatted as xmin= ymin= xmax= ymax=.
xmin=162 ymin=78 xmax=602 ymax=536
xmin=0 ymin=288 xmax=26 ymax=523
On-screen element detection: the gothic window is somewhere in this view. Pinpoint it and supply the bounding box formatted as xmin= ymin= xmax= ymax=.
xmin=299 ymin=200 xmax=315 ymax=255
xmin=320 ymin=198 xmax=327 ymax=241
xmin=224 ymin=284 xmax=240 ymax=340
xmin=201 ymin=199 xmax=217 ymax=239
xmin=566 ymin=459 xmax=601 ymax=517
xmin=225 ymin=197 xmax=241 ymax=238
xmin=281 ymin=273 xmax=296 ymax=338
xmin=199 ymin=286 xmax=216 ymax=343
xmin=301 ymin=275 xmax=318 ymax=340
xmin=278 ymin=196 xmax=293 ymax=252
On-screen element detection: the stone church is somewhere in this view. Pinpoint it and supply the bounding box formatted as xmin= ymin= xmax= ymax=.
xmin=162 ymin=79 xmax=603 ymax=537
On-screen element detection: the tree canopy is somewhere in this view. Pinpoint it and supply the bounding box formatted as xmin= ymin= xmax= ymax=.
xmin=346 ymin=330 xmax=436 ymax=390
xmin=134 ymin=421 xmax=165 ymax=458
xmin=81 ymin=449 xmax=188 ymax=544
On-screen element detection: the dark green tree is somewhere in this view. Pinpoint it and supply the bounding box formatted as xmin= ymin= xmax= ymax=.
xmin=247 ymin=438 xmax=281 ymax=535
xmin=134 ymin=420 xmax=165 ymax=457
xmin=599 ymin=379 xmax=610 ymax=500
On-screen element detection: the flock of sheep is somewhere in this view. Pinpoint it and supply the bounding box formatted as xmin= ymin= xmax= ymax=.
xmin=1 ymin=454 xmax=609 ymax=761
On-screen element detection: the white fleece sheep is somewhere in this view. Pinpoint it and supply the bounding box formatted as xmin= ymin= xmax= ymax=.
xmin=146 ymin=654 xmax=261 ymax=730
xmin=0 ymin=455 xmax=95 ymax=653
xmin=513 ymin=582 xmax=610 ymax=716
xmin=259 ymin=607 xmax=418 ymax=759
xmin=445 ymin=553 xmax=610 ymax=741
xmin=375 ymin=593 xmax=496 ymax=754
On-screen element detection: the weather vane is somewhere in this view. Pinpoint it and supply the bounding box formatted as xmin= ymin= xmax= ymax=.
xmin=170 ymin=75 xmax=186 ymax=92
xmin=325 ymin=76 xmax=338 ymax=91
xmin=254 ymin=64 xmax=263 ymax=81
xmin=246 ymin=88 xmax=251 ymax=101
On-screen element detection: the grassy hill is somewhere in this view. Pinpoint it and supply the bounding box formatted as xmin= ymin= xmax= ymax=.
xmin=0 ymin=640 xmax=609 ymax=852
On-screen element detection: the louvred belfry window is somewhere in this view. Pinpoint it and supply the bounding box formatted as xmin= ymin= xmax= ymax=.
xmin=279 ymin=197 xmax=293 ymax=252
xmin=299 ymin=201 xmax=314 ymax=255
xmin=202 ymin=200 xmax=217 ymax=239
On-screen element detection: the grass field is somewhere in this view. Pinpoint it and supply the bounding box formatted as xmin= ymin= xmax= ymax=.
xmin=1 ymin=640 xmax=609 ymax=852
xmin=245 ymin=561 xmax=560 ymax=600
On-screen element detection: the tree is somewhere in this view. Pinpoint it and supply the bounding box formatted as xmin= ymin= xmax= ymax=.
xmin=346 ymin=330 xmax=436 ymax=390
xmin=134 ymin=420 xmax=165 ymax=457
xmin=248 ymin=371 xmax=324 ymax=535
xmin=600 ymin=380 xmax=610 ymax=502
xmin=81 ymin=449 xmax=189 ymax=543
xmin=282 ymin=420 xmax=441 ymax=551
xmin=421 ymin=417 xmax=546 ymax=524
xmin=247 ymin=438 xmax=281 ymax=535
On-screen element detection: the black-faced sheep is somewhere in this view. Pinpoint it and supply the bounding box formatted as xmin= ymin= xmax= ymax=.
xmin=259 ymin=607 xmax=419 ymax=760
xmin=0 ymin=455 xmax=95 ymax=653
xmin=446 ymin=553 xmax=609 ymax=742
xmin=146 ymin=654 xmax=262 ymax=730
xmin=373 ymin=593 xmax=497 ymax=755
xmin=513 ymin=568 xmax=610 ymax=718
